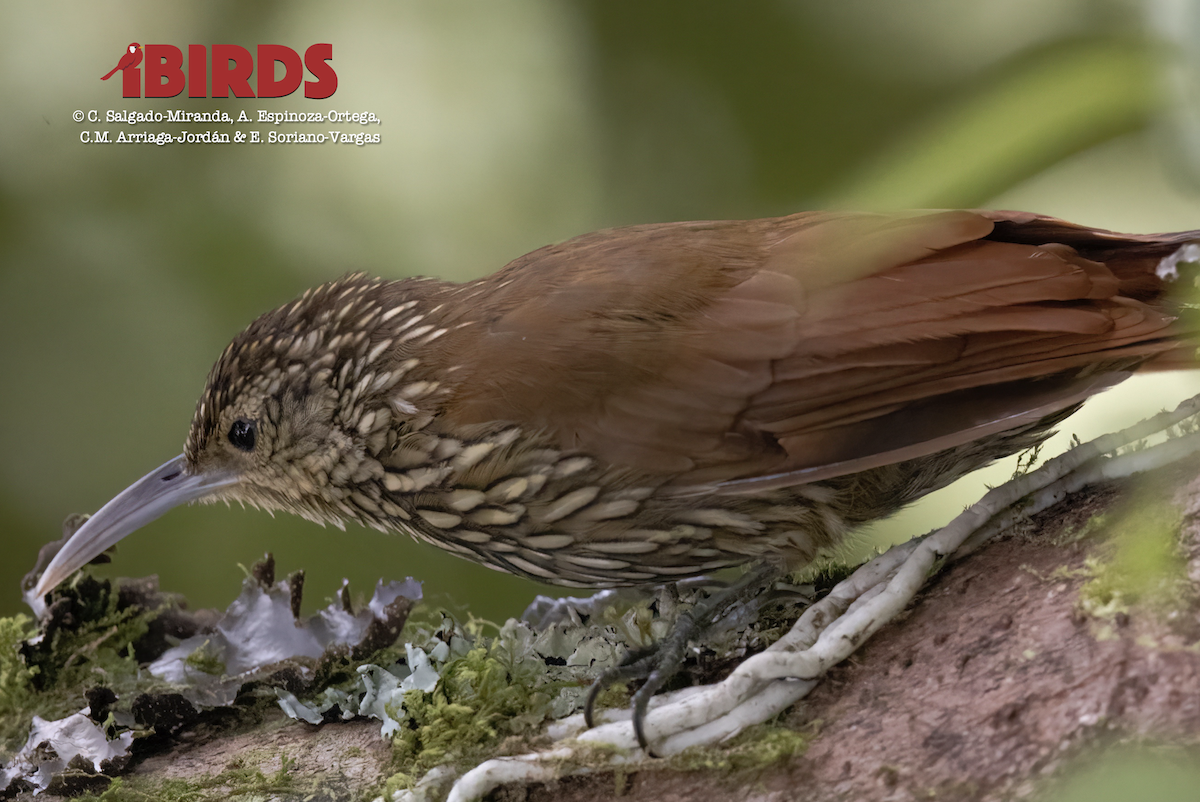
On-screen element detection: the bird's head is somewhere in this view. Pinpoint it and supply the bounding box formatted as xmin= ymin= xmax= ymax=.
xmin=128 ymin=43 xmax=142 ymax=54
xmin=31 ymin=273 xmax=457 ymax=602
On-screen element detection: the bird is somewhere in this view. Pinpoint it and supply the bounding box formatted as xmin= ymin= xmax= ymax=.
xmin=101 ymin=43 xmax=142 ymax=81
xmin=30 ymin=209 xmax=1200 ymax=744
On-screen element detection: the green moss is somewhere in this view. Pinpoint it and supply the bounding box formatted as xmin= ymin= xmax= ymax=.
xmin=1010 ymin=442 xmax=1045 ymax=480
xmin=1051 ymin=512 xmax=1112 ymax=547
xmin=791 ymin=556 xmax=858 ymax=591
xmin=24 ymin=579 xmax=159 ymax=692
xmin=75 ymin=759 xmax=302 ymax=802
xmin=1077 ymin=502 xmax=1189 ymax=621
xmin=12 ymin=570 xmax=818 ymax=796
xmin=586 ymin=680 xmax=630 ymax=717
xmin=388 ymin=637 xmax=563 ymax=786
xmin=2 ymin=577 xmax=172 ymax=761
xmin=183 ymin=639 xmax=226 ymax=676
xmin=0 ymin=613 xmax=37 ymax=753
xmin=666 ymin=721 xmax=815 ymax=774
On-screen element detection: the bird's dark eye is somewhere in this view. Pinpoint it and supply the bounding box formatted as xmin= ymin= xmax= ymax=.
xmin=228 ymin=418 xmax=257 ymax=452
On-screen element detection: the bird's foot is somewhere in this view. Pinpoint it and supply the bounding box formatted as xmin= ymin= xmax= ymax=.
xmin=583 ymin=560 xmax=784 ymax=754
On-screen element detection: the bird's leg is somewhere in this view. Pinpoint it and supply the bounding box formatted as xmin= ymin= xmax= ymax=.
xmin=584 ymin=559 xmax=784 ymax=753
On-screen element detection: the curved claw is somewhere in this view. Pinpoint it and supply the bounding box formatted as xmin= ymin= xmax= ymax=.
xmin=583 ymin=613 xmax=698 ymax=753
xmin=583 ymin=677 xmax=604 ymax=730
xmin=582 ymin=562 xmax=783 ymax=753
xmin=630 ymin=680 xmax=659 ymax=754
xmin=584 ymin=645 xmax=658 ymax=729
xmin=628 ymin=612 xmax=694 ymax=753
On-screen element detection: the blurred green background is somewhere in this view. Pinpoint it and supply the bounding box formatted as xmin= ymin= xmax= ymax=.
xmin=3 ymin=2 xmax=1200 ymax=630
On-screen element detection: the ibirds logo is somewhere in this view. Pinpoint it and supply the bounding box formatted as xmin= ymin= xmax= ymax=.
xmin=101 ymin=43 xmax=337 ymax=100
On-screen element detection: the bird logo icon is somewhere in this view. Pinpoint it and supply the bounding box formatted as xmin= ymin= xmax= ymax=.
xmin=101 ymin=43 xmax=142 ymax=80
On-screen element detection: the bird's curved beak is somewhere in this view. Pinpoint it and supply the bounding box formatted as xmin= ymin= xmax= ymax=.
xmin=30 ymin=455 xmax=239 ymax=604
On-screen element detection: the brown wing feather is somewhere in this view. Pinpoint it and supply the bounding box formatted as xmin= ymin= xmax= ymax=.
xmin=442 ymin=210 xmax=1195 ymax=489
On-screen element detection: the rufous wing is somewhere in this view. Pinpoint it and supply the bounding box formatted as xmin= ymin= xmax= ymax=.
xmin=444 ymin=210 xmax=1195 ymax=489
